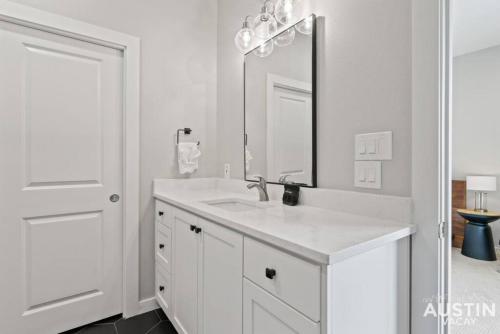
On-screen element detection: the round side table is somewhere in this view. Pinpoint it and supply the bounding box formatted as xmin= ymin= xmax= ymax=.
xmin=457 ymin=209 xmax=500 ymax=261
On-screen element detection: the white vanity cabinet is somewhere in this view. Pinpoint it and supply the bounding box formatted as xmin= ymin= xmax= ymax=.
xmin=243 ymin=279 xmax=320 ymax=334
xmin=155 ymin=201 xmax=173 ymax=317
xmin=155 ymin=197 xmax=410 ymax=334
xmin=155 ymin=200 xmax=243 ymax=334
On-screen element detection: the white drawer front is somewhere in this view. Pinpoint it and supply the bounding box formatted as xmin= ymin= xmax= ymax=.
xmin=157 ymin=223 xmax=172 ymax=273
xmin=244 ymin=237 xmax=321 ymax=322
xmin=156 ymin=200 xmax=173 ymax=228
xmin=243 ymin=279 xmax=320 ymax=334
xmin=156 ymin=263 xmax=172 ymax=317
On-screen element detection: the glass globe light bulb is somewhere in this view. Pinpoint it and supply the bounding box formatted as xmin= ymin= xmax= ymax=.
xmin=234 ymin=29 xmax=254 ymax=53
xmin=234 ymin=17 xmax=255 ymax=53
xmin=275 ymin=0 xmax=300 ymax=25
xmin=253 ymin=4 xmax=278 ymax=39
xmin=274 ymin=27 xmax=295 ymax=47
xmin=253 ymin=40 xmax=274 ymax=58
xmin=296 ymin=15 xmax=314 ymax=35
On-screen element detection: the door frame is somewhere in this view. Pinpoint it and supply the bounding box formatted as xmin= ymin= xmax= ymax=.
xmin=438 ymin=0 xmax=452 ymax=332
xmin=0 ymin=0 xmax=141 ymax=317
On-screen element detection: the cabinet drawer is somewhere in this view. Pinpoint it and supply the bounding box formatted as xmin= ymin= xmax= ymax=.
xmin=156 ymin=200 xmax=172 ymax=228
xmin=157 ymin=223 xmax=172 ymax=273
xmin=156 ymin=264 xmax=172 ymax=317
xmin=244 ymin=237 xmax=321 ymax=321
xmin=243 ymin=279 xmax=319 ymax=334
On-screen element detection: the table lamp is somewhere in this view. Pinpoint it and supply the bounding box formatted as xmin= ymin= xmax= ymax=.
xmin=466 ymin=176 xmax=497 ymax=212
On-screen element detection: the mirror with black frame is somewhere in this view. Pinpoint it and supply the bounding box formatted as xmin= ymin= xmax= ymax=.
xmin=244 ymin=15 xmax=317 ymax=187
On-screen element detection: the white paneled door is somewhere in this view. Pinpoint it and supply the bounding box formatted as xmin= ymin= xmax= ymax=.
xmin=266 ymin=74 xmax=312 ymax=185
xmin=0 ymin=20 xmax=123 ymax=334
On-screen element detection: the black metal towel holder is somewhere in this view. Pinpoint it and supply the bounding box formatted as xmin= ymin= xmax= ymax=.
xmin=176 ymin=128 xmax=200 ymax=146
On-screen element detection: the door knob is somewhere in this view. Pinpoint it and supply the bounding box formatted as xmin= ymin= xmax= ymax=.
xmin=190 ymin=225 xmax=196 ymax=231
xmin=159 ymin=286 xmax=164 ymax=292
xmin=195 ymin=227 xmax=202 ymax=234
xmin=158 ymin=211 xmax=164 ymax=216
xmin=109 ymin=194 xmax=120 ymax=202
xmin=159 ymin=244 xmax=164 ymax=249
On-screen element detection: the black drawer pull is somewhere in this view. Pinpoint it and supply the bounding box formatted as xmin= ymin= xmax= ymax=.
xmin=195 ymin=227 xmax=202 ymax=234
xmin=159 ymin=244 xmax=164 ymax=249
xmin=265 ymin=268 xmax=276 ymax=279
xmin=158 ymin=211 xmax=164 ymax=216
xmin=159 ymin=286 xmax=165 ymax=292
xmin=190 ymin=225 xmax=196 ymax=231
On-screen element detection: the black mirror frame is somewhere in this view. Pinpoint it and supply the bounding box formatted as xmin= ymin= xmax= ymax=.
xmin=243 ymin=14 xmax=317 ymax=188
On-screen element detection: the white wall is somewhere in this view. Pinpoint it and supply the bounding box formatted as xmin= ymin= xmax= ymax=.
xmin=217 ymin=0 xmax=412 ymax=196
xmin=453 ymin=0 xmax=500 ymax=56
xmin=9 ymin=0 xmax=218 ymax=300
xmin=411 ymin=0 xmax=441 ymax=332
xmin=453 ymin=45 xmax=500 ymax=245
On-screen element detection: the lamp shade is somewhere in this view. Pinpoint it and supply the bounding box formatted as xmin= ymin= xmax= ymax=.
xmin=466 ymin=176 xmax=497 ymax=192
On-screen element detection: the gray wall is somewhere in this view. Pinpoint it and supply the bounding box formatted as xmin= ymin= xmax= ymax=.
xmin=411 ymin=0 xmax=440 ymax=332
xmin=10 ymin=0 xmax=218 ymax=300
xmin=217 ymin=0 xmax=412 ymax=196
xmin=453 ymin=45 xmax=500 ymax=245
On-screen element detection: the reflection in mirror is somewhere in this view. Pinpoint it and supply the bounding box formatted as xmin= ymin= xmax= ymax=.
xmin=244 ymin=15 xmax=316 ymax=187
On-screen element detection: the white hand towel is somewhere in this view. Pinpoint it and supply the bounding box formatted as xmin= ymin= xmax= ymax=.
xmin=245 ymin=146 xmax=253 ymax=172
xmin=177 ymin=142 xmax=201 ymax=174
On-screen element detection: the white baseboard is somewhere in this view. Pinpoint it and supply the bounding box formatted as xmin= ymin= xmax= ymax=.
xmin=138 ymin=296 xmax=159 ymax=315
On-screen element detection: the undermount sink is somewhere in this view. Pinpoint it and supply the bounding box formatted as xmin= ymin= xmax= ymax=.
xmin=203 ymin=198 xmax=271 ymax=212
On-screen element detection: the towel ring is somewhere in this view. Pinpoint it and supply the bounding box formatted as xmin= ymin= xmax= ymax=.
xmin=176 ymin=128 xmax=200 ymax=146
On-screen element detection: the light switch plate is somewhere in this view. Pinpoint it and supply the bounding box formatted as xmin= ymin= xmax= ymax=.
xmin=354 ymin=161 xmax=382 ymax=189
xmin=355 ymin=131 xmax=393 ymax=161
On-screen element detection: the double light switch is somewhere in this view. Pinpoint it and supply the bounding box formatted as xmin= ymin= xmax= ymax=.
xmin=355 ymin=161 xmax=382 ymax=189
xmin=354 ymin=131 xmax=393 ymax=189
xmin=355 ymin=131 xmax=392 ymax=161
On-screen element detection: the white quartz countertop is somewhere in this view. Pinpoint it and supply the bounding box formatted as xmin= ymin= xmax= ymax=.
xmin=153 ymin=179 xmax=416 ymax=265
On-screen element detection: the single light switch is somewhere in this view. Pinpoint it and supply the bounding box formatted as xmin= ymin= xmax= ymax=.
xmin=367 ymin=168 xmax=376 ymax=182
xmin=366 ymin=140 xmax=377 ymax=154
xmin=358 ymin=142 xmax=367 ymax=154
xmin=355 ymin=131 xmax=392 ymax=160
xmin=354 ymin=161 xmax=382 ymax=189
xmin=357 ymin=167 xmax=366 ymax=182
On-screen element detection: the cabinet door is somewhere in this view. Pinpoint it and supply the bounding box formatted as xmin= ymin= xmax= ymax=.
xmin=172 ymin=209 xmax=199 ymax=334
xmin=199 ymin=218 xmax=243 ymax=334
xmin=243 ymin=279 xmax=320 ymax=334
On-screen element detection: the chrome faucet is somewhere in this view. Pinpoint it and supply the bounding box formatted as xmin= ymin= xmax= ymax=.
xmin=247 ymin=176 xmax=269 ymax=201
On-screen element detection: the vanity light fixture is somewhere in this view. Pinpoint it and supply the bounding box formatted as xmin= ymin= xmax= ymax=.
xmin=253 ymin=1 xmax=278 ymax=39
xmin=274 ymin=27 xmax=295 ymax=47
xmin=296 ymin=15 xmax=314 ymax=35
xmin=253 ymin=39 xmax=274 ymax=57
xmin=234 ymin=16 xmax=255 ymax=53
xmin=275 ymin=0 xmax=301 ymax=25
xmin=234 ymin=0 xmax=303 ymax=55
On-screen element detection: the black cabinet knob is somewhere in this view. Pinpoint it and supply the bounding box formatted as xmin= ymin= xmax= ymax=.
xmin=190 ymin=225 xmax=196 ymax=231
xmin=159 ymin=244 xmax=164 ymax=249
xmin=265 ymin=268 xmax=276 ymax=279
xmin=195 ymin=227 xmax=202 ymax=234
xmin=159 ymin=286 xmax=165 ymax=292
xmin=158 ymin=211 xmax=164 ymax=216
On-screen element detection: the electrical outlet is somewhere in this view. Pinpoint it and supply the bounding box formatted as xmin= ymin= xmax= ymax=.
xmin=224 ymin=164 xmax=231 ymax=179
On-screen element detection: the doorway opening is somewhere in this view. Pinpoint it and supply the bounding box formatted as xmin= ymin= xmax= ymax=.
xmin=447 ymin=1 xmax=500 ymax=332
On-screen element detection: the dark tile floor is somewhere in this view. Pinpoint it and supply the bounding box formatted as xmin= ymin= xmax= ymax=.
xmin=60 ymin=308 xmax=177 ymax=334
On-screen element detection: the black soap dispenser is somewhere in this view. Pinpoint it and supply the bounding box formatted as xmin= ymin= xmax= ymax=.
xmin=280 ymin=176 xmax=302 ymax=206
xmin=283 ymin=183 xmax=300 ymax=206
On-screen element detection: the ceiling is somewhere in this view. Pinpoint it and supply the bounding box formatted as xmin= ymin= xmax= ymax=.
xmin=453 ymin=0 xmax=500 ymax=56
